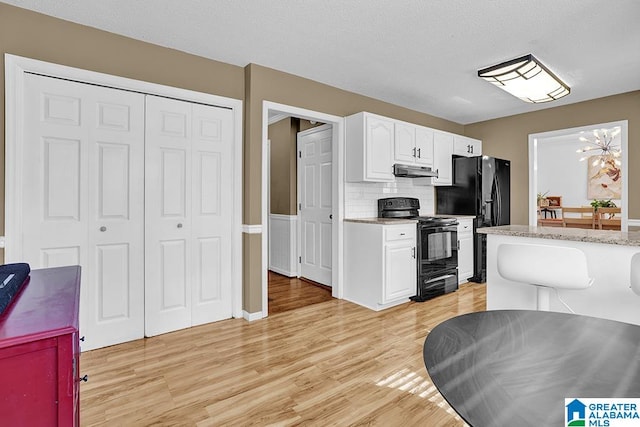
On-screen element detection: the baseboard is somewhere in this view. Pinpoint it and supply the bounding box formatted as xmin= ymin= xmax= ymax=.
xmin=268 ymin=266 xmax=296 ymax=277
xmin=243 ymin=310 xmax=265 ymax=321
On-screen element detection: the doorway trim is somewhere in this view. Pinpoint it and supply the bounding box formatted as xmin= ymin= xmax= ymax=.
xmin=4 ymin=53 xmax=244 ymax=319
xmin=262 ymin=101 xmax=344 ymax=318
xmin=528 ymin=120 xmax=629 ymax=230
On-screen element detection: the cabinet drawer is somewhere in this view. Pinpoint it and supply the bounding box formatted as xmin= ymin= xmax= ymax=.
xmin=384 ymin=226 xmax=415 ymax=241
xmin=457 ymin=219 xmax=474 ymax=236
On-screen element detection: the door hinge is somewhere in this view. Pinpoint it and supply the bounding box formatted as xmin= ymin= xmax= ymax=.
xmin=299 ymin=203 xmax=302 ymax=210
xmin=299 ymin=256 xmax=302 ymax=263
xmin=299 ymin=151 xmax=302 ymax=158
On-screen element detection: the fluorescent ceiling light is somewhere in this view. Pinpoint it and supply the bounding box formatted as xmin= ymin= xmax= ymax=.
xmin=478 ymin=54 xmax=570 ymax=103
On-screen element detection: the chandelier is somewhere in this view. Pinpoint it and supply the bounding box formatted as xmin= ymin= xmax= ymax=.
xmin=576 ymin=128 xmax=621 ymax=167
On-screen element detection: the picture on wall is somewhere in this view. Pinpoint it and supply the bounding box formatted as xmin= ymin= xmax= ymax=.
xmin=588 ymin=155 xmax=621 ymax=199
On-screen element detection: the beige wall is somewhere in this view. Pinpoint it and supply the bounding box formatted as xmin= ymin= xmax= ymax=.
xmin=268 ymin=117 xmax=298 ymax=215
xmin=464 ymin=91 xmax=640 ymax=225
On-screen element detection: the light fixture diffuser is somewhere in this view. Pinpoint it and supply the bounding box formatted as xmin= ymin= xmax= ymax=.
xmin=478 ymin=54 xmax=570 ymax=103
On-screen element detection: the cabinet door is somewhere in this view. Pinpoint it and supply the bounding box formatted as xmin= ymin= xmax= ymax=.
xmin=415 ymin=126 xmax=434 ymax=166
xmin=383 ymin=241 xmax=416 ymax=303
xmin=433 ymin=131 xmax=454 ymax=185
xmin=365 ymin=115 xmax=395 ymax=181
xmin=454 ymin=135 xmax=482 ymax=157
xmin=394 ymin=121 xmax=416 ymax=164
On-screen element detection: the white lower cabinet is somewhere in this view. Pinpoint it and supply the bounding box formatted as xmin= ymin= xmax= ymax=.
xmin=344 ymin=222 xmax=417 ymax=310
xmin=457 ymin=218 xmax=474 ymax=284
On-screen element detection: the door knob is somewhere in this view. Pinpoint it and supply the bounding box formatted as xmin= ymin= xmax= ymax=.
xmin=99 ymin=226 xmax=107 ymax=232
xmin=177 ymin=223 xmax=183 ymax=228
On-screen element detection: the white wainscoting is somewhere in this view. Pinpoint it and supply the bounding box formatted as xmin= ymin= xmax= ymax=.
xmin=269 ymin=214 xmax=298 ymax=277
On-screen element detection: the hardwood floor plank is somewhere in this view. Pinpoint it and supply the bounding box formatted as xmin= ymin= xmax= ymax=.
xmin=81 ymin=282 xmax=485 ymax=426
xmin=268 ymin=271 xmax=333 ymax=314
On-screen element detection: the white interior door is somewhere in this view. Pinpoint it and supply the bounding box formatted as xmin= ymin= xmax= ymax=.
xmin=21 ymin=73 xmax=145 ymax=351
xmin=145 ymin=96 xmax=233 ymax=336
xmin=297 ymin=124 xmax=332 ymax=286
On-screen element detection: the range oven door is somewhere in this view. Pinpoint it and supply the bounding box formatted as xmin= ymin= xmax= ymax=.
xmin=415 ymin=269 xmax=459 ymax=301
xmin=417 ymin=223 xmax=458 ymax=277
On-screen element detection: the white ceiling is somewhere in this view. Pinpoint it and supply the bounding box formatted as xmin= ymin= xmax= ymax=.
xmin=3 ymin=0 xmax=639 ymax=124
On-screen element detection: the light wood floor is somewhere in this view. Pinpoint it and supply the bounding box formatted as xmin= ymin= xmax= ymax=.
xmin=268 ymin=270 xmax=334 ymax=315
xmin=80 ymin=282 xmax=486 ymax=426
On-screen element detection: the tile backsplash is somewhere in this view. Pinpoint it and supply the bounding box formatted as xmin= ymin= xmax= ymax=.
xmin=345 ymin=178 xmax=435 ymax=218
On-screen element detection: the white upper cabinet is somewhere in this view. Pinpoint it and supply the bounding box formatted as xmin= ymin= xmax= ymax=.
xmin=453 ymin=135 xmax=482 ymax=157
xmin=346 ymin=111 xmax=478 ymax=185
xmin=433 ymin=131 xmax=454 ymax=186
xmin=415 ymin=126 xmax=435 ymax=166
xmin=394 ymin=122 xmax=434 ymax=167
xmin=346 ymin=112 xmax=394 ymax=182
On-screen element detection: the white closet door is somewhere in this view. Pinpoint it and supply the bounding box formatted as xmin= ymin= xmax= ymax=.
xmin=22 ymin=74 xmax=145 ymax=351
xmin=145 ymin=96 xmax=193 ymax=336
xmin=190 ymin=103 xmax=233 ymax=325
xmin=144 ymin=96 xmax=233 ymax=336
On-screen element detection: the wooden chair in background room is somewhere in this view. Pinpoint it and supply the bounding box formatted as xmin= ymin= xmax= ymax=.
xmin=562 ymin=207 xmax=595 ymax=229
xmin=538 ymin=196 xmax=563 ymax=227
xmin=597 ymin=207 xmax=622 ymax=230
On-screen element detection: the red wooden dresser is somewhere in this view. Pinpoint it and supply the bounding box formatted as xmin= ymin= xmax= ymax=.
xmin=0 ymin=266 xmax=81 ymax=426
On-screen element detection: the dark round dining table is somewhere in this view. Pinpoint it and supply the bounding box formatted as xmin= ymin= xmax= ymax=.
xmin=423 ymin=310 xmax=640 ymax=426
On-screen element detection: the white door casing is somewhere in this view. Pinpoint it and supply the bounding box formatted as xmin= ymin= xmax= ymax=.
xmin=297 ymin=124 xmax=332 ymax=286
xmin=145 ymin=96 xmax=234 ymax=336
xmin=22 ymin=73 xmax=145 ymax=351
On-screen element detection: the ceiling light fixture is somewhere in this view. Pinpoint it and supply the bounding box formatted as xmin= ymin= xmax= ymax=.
xmin=478 ymin=54 xmax=570 ymax=103
xmin=576 ymin=128 xmax=622 ymax=167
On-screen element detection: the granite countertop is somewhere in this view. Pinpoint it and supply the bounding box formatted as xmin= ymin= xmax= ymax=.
xmin=478 ymin=224 xmax=640 ymax=246
xmin=344 ymin=217 xmax=418 ymax=225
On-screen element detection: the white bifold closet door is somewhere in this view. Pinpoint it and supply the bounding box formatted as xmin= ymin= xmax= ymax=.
xmin=21 ymin=73 xmax=145 ymax=351
xmin=19 ymin=74 xmax=234 ymax=350
xmin=144 ymin=95 xmax=233 ymax=336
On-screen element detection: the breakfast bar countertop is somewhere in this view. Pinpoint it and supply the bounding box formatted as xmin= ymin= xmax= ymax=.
xmin=478 ymin=224 xmax=640 ymax=246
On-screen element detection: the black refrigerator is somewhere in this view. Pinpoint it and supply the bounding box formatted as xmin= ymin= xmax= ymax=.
xmin=435 ymin=156 xmax=510 ymax=282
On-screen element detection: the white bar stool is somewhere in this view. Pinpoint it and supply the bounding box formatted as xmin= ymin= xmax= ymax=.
xmin=497 ymin=243 xmax=594 ymax=312
xmin=630 ymin=253 xmax=640 ymax=296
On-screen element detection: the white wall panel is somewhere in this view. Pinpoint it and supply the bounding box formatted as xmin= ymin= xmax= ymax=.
xmin=268 ymin=214 xmax=298 ymax=277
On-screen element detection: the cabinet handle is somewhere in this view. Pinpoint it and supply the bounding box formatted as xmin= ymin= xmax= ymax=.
xmin=79 ymin=374 xmax=89 ymax=383
xmin=400 ymin=233 xmax=405 ymax=236
xmin=412 ymin=147 xmax=416 ymax=157
xmin=177 ymin=223 xmax=183 ymax=228
xmin=417 ymin=148 xmax=421 ymax=158
xmin=99 ymin=226 xmax=107 ymax=232
xmin=80 ymin=336 xmax=85 ymax=342
xmin=412 ymin=247 xmax=416 ymax=258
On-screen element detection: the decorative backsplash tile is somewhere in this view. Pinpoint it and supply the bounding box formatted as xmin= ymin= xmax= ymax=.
xmin=345 ymin=179 xmax=435 ymax=218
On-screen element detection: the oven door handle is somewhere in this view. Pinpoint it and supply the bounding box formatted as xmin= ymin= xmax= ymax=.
xmin=424 ymin=273 xmax=457 ymax=284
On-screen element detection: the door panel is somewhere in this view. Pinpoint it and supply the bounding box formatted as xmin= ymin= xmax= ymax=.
xmin=145 ymin=96 xmax=233 ymax=333
xmin=145 ymin=96 xmax=192 ymax=336
xmin=22 ymin=73 xmax=145 ymax=351
xmin=190 ymin=103 xmax=233 ymax=325
xmin=298 ymin=125 xmax=332 ymax=286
